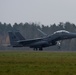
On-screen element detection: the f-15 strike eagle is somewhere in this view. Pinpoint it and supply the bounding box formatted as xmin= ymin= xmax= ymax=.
xmin=8 ymin=30 xmax=76 ymax=51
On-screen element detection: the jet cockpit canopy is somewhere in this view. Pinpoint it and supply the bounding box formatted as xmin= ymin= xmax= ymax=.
xmin=54 ymin=30 xmax=70 ymax=34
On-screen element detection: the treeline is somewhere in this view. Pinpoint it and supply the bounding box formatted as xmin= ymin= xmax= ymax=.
xmin=0 ymin=22 xmax=76 ymax=50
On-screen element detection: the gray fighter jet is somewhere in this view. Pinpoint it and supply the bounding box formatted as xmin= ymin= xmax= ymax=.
xmin=8 ymin=30 xmax=76 ymax=50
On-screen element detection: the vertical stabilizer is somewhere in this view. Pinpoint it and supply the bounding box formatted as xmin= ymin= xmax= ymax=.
xmin=15 ymin=32 xmax=25 ymax=40
xmin=8 ymin=32 xmax=18 ymax=46
xmin=8 ymin=31 xmax=25 ymax=47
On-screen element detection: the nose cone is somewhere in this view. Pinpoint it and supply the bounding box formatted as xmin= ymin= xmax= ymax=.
xmin=69 ymin=33 xmax=76 ymax=38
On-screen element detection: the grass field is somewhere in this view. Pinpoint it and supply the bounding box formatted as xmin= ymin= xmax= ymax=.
xmin=0 ymin=51 xmax=76 ymax=75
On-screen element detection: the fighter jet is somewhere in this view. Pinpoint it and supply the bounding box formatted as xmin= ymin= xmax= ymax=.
xmin=8 ymin=30 xmax=76 ymax=50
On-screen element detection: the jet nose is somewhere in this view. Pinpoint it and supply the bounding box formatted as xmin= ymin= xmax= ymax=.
xmin=70 ymin=33 xmax=76 ymax=38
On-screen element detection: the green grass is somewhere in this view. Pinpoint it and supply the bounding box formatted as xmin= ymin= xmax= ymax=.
xmin=0 ymin=51 xmax=76 ymax=75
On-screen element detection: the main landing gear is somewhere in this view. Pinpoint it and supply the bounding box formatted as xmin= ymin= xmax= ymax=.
xmin=39 ymin=47 xmax=43 ymax=51
xmin=33 ymin=47 xmax=43 ymax=51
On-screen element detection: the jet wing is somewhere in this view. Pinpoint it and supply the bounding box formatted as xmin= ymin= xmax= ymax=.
xmin=17 ymin=38 xmax=42 ymax=45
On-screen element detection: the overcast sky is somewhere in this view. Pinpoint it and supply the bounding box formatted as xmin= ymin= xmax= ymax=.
xmin=0 ymin=0 xmax=76 ymax=25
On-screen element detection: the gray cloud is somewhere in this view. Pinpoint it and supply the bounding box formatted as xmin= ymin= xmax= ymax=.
xmin=0 ymin=0 xmax=76 ymax=25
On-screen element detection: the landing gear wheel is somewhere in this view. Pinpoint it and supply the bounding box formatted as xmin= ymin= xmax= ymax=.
xmin=58 ymin=46 xmax=61 ymax=49
xmin=39 ymin=48 xmax=43 ymax=51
